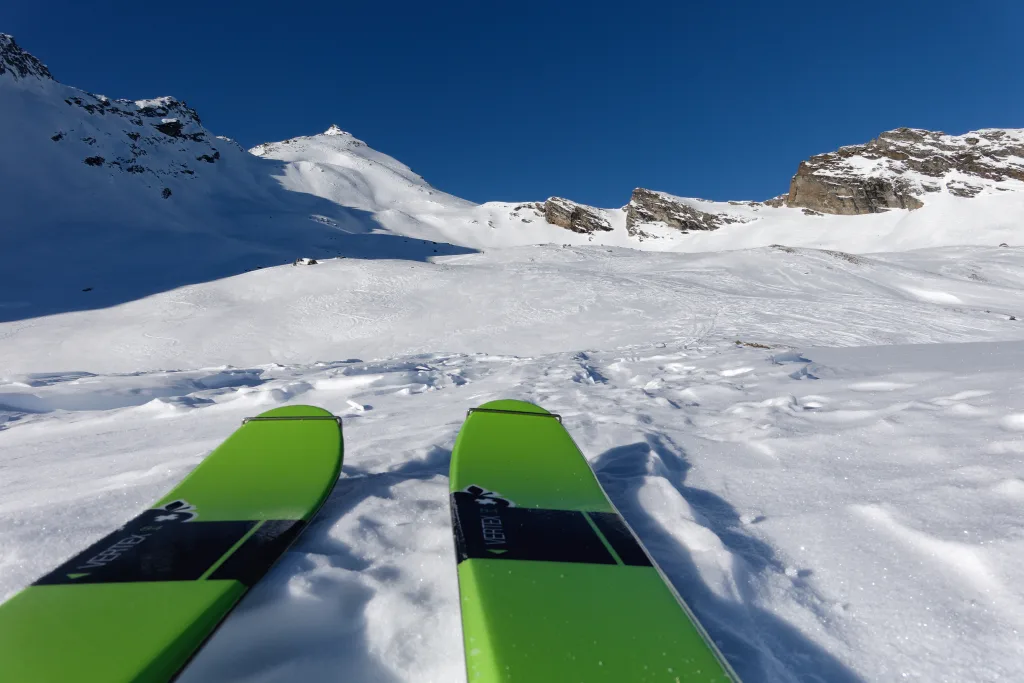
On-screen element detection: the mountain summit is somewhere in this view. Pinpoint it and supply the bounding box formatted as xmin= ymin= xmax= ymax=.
xmin=0 ymin=34 xmax=52 ymax=82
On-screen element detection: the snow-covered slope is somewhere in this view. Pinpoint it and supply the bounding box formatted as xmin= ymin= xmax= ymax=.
xmin=247 ymin=127 xmax=1024 ymax=256
xmin=3 ymin=32 xmax=1022 ymax=327
xmin=0 ymin=36 xmax=459 ymax=322
xmin=2 ymin=244 xmax=1022 ymax=375
xmin=249 ymin=125 xmax=1024 ymax=254
xmin=615 ymin=189 xmax=1024 ymax=253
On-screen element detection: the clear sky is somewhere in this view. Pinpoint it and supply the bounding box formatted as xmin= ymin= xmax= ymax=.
xmin=4 ymin=1 xmax=1022 ymax=207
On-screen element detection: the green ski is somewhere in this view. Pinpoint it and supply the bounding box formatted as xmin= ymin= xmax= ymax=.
xmin=449 ymin=400 xmax=739 ymax=682
xmin=0 ymin=404 xmax=343 ymax=683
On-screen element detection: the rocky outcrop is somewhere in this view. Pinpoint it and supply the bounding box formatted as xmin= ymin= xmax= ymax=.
xmin=7 ymin=31 xmax=215 ymax=185
xmin=788 ymin=171 xmax=923 ymax=214
xmin=49 ymin=92 xmax=219 ymax=184
xmin=509 ymin=202 xmax=544 ymax=224
xmin=0 ymin=34 xmax=53 ymax=81
xmin=543 ymin=197 xmax=612 ymax=234
xmin=787 ymin=127 xmax=1024 ymax=215
xmin=625 ymin=188 xmax=749 ymax=235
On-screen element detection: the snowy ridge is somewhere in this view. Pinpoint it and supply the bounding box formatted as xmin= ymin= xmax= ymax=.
xmin=787 ymin=127 xmax=1024 ymax=214
xmin=825 ymin=128 xmax=1024 ymax=187
xmin=0 ymin=54 xmax=428 ymax=320
xmin=620 ymin=186 xmax=1024 ymax=253
xmin=0 ymin=34 xmax=52 ymax=82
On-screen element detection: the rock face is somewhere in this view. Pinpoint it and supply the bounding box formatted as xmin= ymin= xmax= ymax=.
xmin=51 ymin=95 xmax=218 ymax=180
xmin=0 ymin=34 xmax=53 ymax=81
xmin=543 ymin=197 xmax=612 ymax=234
xmin=787 ymin=127 xmax=1024 ymax=215
xmin=0 ymin=34 xmax=232 ymax=193
xmin=625 ymin=188 xmax=748 ymax=235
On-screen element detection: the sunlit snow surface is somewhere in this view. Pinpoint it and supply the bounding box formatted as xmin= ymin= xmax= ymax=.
xmin=1 ymin=245 xmax=1023 ymax=682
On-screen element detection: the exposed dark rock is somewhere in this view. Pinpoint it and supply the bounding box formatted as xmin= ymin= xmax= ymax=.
xmin=155 ymin=120 xmax=184 ymax=137
xmin=196 ymin=151 xmax=220 ymax=163
xmin=822 ymin=249 xmax=861 ymax=264
xmin=83 ymin=156 xmax=105 ymax=166
xmin=51 ymin=132 xmax=64 ymax=142
xmin=509 ymin=202 xmax=543 ymax=224
xmin=788 ymin=163 xmax=923 ymax=214
xmin=625 ymin=188 xmax=749 ymax=235
xmin=543 ymin=197 xmax=612 ymax=234
xmin=0 ymin=34 xmax=53 ymax=81
xmin=946 ymin=180 xmax=983 ymax=198
xmin=138 ymin=100 xmax=202 ymax=126
xmin=161 ymin=187 xmax=172 ymax=199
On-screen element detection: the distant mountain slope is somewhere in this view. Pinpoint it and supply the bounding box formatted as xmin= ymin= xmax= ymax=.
xmin=1 ymin=32 xmax=1021 ymax=322
xmin=0 ymin=35 xmax=471 ymax=321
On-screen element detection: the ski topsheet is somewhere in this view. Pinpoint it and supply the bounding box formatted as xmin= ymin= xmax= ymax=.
xmin=0 ymin=405 xmax=343 ymax=683
xmin=449 ymin=399 xmax=739 ymax=683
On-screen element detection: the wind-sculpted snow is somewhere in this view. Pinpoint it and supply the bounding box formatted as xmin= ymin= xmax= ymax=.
xmin=1 ymin=339 xmax=1022 ymax=682
xmin=2 ymin=244 xmax=1022 ymax=375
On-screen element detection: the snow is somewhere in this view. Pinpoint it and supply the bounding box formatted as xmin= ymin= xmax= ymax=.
xmin=2 ymin=35 xmax=1024 ymax=683
xmin=2 ymin=245 xmax=1024 ymax=682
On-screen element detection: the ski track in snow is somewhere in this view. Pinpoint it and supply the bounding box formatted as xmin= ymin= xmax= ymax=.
xmin=1 ymin=338 xmax=1023 ymax=682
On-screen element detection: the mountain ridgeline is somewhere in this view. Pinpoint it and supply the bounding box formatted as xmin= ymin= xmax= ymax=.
xmin=1 ymin=30 xmax=1021 ymax=288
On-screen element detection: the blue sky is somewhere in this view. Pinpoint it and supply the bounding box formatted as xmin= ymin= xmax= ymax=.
xmin=5 ymin=1 xmax=1022 ymax=207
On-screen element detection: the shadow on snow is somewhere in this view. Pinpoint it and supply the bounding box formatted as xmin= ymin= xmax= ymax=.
xmin=592 ymin=436 xmax=865 ymax=683
xmin=0 ymin=160 xmax=476 ymax=323
xmin=179 ymin=444 xmax=455 ymax=682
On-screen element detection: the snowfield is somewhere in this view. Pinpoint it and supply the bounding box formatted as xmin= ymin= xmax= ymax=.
xmin=2 ymin=245 xmax=1024 ymax=683
xmin=3 ymin=33 xmax=1024 ymax=682
xmin=2 ymin=245 xmax=1023 ymax=374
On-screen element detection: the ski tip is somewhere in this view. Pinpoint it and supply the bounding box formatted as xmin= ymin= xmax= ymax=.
xmin=472 ymin=399 xmax=550 ymax=415
xmin=241 ymin=405 xmax=339 ymax=424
